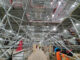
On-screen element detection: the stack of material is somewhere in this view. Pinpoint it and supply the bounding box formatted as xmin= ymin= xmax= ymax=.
xmin=28 ymin=49 xmax=48 ymax=60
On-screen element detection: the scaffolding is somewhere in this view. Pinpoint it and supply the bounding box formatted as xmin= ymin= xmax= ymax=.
xmin=0 ymin=0 xmax=80 ymax=59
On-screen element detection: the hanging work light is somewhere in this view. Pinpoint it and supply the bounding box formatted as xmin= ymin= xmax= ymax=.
xmin=52 ymin=14 xmax=54 ymax=18
xmin=8 ymin=30 xmax=13 ymax=33
xmin=50 ymin=2 xmax=53 ymax=5
xmin=52 ymin=26 xmax=57 ymax=31
xmin=58 ymin=1 xmax=62 ymax=6
xmin=0 ymin=38 xmax=3 ymax=41
xmin=75 ymin=23 xmax=79 ymax=26
xmin=63 ymin=29 xmax=67 ymax=33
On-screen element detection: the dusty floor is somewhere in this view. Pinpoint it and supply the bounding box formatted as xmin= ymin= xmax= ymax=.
xmin=28 ymin=49 xmax=48 ymax=60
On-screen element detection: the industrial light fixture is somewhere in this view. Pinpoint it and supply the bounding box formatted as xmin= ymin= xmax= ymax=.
xmin=58 ymin=1 xmax=61 ymax=6
xmin=0 ymin=38 xmax=3 ymax=41
xmin=71 ymin=4 xmax=76 ymax=8
xmin=71 ymin=2 xmax=78 ymax=8
xmin=8 ymin=30 xmax=13 ymax=33
xmin=75 ymin=23 xmax=79 ymax=26
xmin=63 ymin=29 xmax=67 ymax=33
xmin=52 ymin=14 xmax=54 ymax=18
xmin=52 ymin=26 xmax=57 ymax=31
xmin=50 ymin=2 xmax=53 ymax=5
